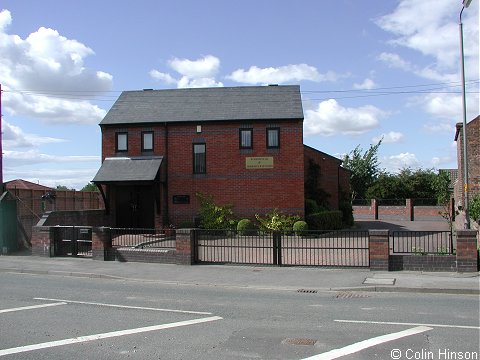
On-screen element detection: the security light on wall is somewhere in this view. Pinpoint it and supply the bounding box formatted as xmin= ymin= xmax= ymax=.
xmin=196 ymin=125 xmax=202 ymax=133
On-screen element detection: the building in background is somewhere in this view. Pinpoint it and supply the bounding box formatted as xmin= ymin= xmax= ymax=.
xmin=93 ymin=85 xmax=349 ymax=228
xmin=454 ymin=115 xmax=480 ymax=212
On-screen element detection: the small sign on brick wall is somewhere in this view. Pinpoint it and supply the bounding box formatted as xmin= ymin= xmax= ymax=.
xmin=245 ymin=157 xmax=274 ymax=169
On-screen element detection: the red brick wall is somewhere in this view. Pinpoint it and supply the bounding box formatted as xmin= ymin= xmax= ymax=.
xmin=304 ymin=146 xmax=346 ymax=210
xmin=455 ymin=116 xmax=480 ymax=209
xmin=168 ymin=121 xmax=305 ymax=224
xmin=101 ymin=120 xmax=305 ymax=226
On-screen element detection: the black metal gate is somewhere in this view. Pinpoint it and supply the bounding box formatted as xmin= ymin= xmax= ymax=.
xmin=194 ymin=230 xmax=369 ymax=267
xmin=53 ymin=226 xmax=92 ymax=257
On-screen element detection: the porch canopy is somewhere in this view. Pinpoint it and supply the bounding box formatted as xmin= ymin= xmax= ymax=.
xmin=92 ymin=156 xmax=163 ymax=214
xmin=93 ymin=156 xmax=163 ymax=184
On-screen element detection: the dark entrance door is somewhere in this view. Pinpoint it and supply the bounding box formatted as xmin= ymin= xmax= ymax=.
xmin=115 ymin=185 xmax=154 ymax=228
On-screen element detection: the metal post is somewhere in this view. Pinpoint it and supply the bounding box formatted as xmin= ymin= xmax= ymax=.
xmin=459 ymin=5 xmax=470 ymax=229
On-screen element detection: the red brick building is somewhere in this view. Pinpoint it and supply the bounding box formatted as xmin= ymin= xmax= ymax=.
xmin=93 ymin=85 xmax=348 ymax=228
xmin=454 ymin=115 xmax=480 ymax=211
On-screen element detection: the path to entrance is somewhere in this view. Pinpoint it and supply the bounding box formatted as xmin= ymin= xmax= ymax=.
xmin=355 ymin=219 xmax=450 ymax=231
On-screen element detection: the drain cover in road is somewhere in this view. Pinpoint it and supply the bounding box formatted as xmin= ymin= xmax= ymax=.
xmin=283 ymin=338 xmax=317 ymax=346
xmin=363 ymin=277 xmax=396 ymax=285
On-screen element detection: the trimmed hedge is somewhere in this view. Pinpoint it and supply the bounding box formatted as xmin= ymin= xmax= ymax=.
xmin=293 ymin=220 xmax=308 ymax=234
xmin=306 ymin=211 xmax=343 ymax=230
xmin=237 ymin=219 xmax=256 ymax=235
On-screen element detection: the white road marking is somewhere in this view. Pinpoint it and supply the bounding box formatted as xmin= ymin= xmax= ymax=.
xmin=0 ymin=302 xmax=66 ymax=314
xmin=335 ymin=319 xmax=480 ymax=330
xmin=0 ymin=316 xmax=222 ymax=357
xmin=302 ymin=326 xmax=432 ymax=360
xmin=34 ymin=297 xmax=212 ymax=315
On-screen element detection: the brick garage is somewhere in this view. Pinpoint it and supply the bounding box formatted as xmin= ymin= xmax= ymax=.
xmin=93 ymin=85 xmax=347 ymax=228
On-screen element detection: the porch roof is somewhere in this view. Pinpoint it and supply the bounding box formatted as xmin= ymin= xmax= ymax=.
xmin=92 ymin=156 xmax=163 ymax=183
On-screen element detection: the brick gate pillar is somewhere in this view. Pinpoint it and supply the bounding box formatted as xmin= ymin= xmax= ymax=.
xmin=31 ymin=226 xmax=54 ymax=257
xmin=176 ymin=229 xmax=195 ymax=265
xmin=92 ymin=227 xmax=112 ymax=261
xmin=456 ymin=229 xmax=478 ymax=272
xmin=373 ymin=199 xmax=379 ymax=220
xmin=369 ymin=230 xmax=389 ymax=271
xmin=406 ymin=199 xmax=414 ymax=221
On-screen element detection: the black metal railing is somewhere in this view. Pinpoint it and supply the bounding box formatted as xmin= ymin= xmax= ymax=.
xmin=391 ymin=231 xmax=454 ymax=254
xmin=110 ymin=228 xmax=176 ymax=249
xmin=195 ymin=230 xmax=274 ymax=265
xmin=281 ymin=230 xmax=369 ymax=267
xmin=194 ymin=229 xmax=369 ymax=267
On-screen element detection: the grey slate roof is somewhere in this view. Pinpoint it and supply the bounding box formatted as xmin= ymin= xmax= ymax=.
xmin=92 ymin=157 xmax=163 ymax=182
xmin=100 ymin=85 xmax=303 ymax=125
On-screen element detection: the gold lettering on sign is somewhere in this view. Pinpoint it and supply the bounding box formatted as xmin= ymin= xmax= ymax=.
xmin=246 ymin=157 xmax=274 ymax=169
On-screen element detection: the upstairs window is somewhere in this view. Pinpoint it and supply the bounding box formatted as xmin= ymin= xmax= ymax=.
xmin=193 ymin=143 xmax=206 ymax=174
xmin=266 ymin=128 xmax=280 ymax=149
xmin=239 ymin=128 xmax=253 ymax=149
xmin=142 ymin=131 xmax=154 ymax=151
xmin=116 ymin=132 xmax=128 ymax=152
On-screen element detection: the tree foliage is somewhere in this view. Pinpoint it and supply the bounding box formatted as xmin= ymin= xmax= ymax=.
xmin=469 ymin=193 xmax=480 ymax=223
xmin=342 ymin=139 xmax=382 ymax=200
xmin=305 ymin=159 xmax=330 ymax=210
xmin=196 ymin=193 xmax=237 ymax=230
xmin=365 ymin=168 xmax=451 ymax=203
xmin=80 ymin=182 xmax=99 ymax=192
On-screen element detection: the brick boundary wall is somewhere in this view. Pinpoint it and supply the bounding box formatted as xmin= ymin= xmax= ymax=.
xmin=389 ymin=255 xmax=457 ymax=272
xmin=456 ymin=229 xmax=478 ymax=272
xmin=31 ymin=226 xmax=478 ymax=272
xmin=30 ymin=226 xmax=53 ymax=257
xmin=368 ymin=229 xmax=478 ymax=272
xmin=90 ymin=227 xmax=196 ymax=265
xmin=353 ymin=199 xmax=450 ymax=221
xmin=369 ymin=230 xmax=389 ymax=270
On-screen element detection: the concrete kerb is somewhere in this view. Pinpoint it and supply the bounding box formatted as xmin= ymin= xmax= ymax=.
xmin=1 ymin=258 xmax=478 ymax=295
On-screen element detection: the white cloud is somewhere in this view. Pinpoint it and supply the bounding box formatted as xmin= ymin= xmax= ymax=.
xmin=377 ymin=52 xmax=412 ymax=72
xmin=149 ymin=70 xmax=177 ymax=85
xmin=304 ymin=99 xmax=385 ymax=136
xmin=0 ymin=9 xmax=112 ymax=124
xmin=377 ymin=52 xmax=456 ymax=82
xmin=353 ymin=78 xmax=377 ymax=90
xmin=3 ymin=121 xmax=66 ymax=148
xmin=5 ymin=90 xmax=107 ymax=124
xmin=375 ymin=0 xmax=479 ymax=83
xmin=431 ymin=155 xmax=453 ymax=168
xmin=169 ymin=55 xmax=219 ymax=78
xmin=423 ymin=121 xmax=455 ymax=134
xmin=372 ymin=131 xmax=404 ymax=144
xmin=4 ymin=167 xmax=99 ymax=190
xmin=227 ymin=64 xmax=338 ymax=85
xmin=4 ymin=150 xmax=99 ymax=166
xmin=383 ymin=152 xmax=420 ymax=172
xmin=150 ymin=55 xmax=223 ymax=88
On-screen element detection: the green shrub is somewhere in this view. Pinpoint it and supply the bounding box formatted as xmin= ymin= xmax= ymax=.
xmin=255 ymin=209 xmax=300 ymax=232
xmin=293 ymin=220 xmax=308 ymax=235
xmin=305 ymin=199 xmax=320 ymax=216
xmin=469 ymin=193 xmax=480 ymax=223
xmin=339 ymin=191 xmax=354 ymax=226
xmin=237 ymin=219 xmax=256 ymax=235
xmin=196 ymin=193 xmax=237 ymax=230
xmin=306 ymin=211 xmax=343 ymax=230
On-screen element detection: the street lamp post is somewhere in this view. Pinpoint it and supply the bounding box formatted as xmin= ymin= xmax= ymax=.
xmin=459 ymin=0 xmax=472 ymax=229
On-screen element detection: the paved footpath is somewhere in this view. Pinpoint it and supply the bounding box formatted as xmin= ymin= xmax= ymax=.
xmin=1 ymin=254 xmax=478 ymax=295
xmin=1 ymin=220 xmax=478 ymax=295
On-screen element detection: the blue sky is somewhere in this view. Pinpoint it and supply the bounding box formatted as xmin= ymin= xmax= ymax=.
xmin=1 ymin=0 xmax=479 ymax=190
